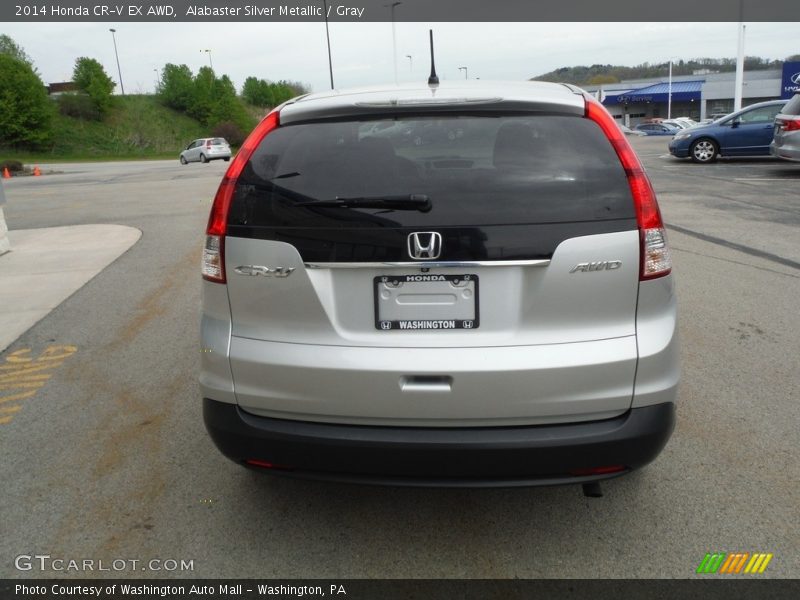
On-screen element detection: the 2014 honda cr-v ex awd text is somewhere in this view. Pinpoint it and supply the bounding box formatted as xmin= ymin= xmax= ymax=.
xmin=200 ymin=81 xmax=678 ymax=491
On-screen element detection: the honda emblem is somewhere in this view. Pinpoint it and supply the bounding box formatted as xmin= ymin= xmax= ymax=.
xmin=407 ymin=232 xmax=442 ymax=260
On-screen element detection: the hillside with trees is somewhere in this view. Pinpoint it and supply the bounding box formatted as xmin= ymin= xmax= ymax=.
xmin=0 ymin=34 xmax=309 ymax=161
xmin=531 ymin=55 xmax=800 ymax=85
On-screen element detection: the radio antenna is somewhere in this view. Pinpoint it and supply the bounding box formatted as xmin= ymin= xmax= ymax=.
xmin=427 ymin=29 xmax=439 ymax=85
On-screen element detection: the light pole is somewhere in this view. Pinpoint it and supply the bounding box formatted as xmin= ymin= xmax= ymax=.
xmin=386 ymin=2 xmax=402 ymax=84
xmin=668 ymin=59 xmax=673 ymax=119
xmin=734 ymin=20 xmax=746 ymax=112
xmin=322 ymin=0 xmax=334 ymax=89
xmin=109 ymin=28 xmax=125 ymax=95
xmin=458 ymin=66 xmax=468 ymax=80
xmin=201 ymin=49 xmax=214 ymax=72
xmin=153 ymin=68 xmax=159 ymax=93
xmin=406 ymin=54 xmax=412 ymax=73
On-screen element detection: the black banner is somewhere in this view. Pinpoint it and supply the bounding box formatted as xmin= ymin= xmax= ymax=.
xmin=3 ymin=579 xmax=800 ymax=600
xmin=2 ymin=0 xmax=800 ymax=22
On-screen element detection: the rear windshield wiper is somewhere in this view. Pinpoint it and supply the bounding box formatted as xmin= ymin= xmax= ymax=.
xmin=294 ymin=194 xmax=431 ymax=212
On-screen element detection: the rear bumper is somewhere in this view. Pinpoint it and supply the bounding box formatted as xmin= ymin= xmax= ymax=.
xmin=203 ymin=399 xmax=675 ymax=487
xmin=770 ymin=141 xmax=800 ymax=161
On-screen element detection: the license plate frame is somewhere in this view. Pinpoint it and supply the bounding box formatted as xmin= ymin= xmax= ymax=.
xmin=373 ymin=273 xmax=479 ymax=331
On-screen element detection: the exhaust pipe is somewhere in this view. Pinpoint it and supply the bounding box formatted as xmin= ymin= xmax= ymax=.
xmin=582 ymin=482 xmax=603 ymax=498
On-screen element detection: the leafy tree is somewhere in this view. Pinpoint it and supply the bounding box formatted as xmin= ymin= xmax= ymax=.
xmin=531 ymin=56 xmax=789 ymax=85
xmin=156 ymin=63 xmax=256 ymax=132
xmin=241 ymin=76 xmax=273 ymax=107
xmin=0 ymin=34 xmax=34 ymax=67
xmin=241 ymin=77 xmax=309 ymax=108
xmin=209 ymin=75 xmax=251 ymax=131
xmin=158 ymin=63 xmax=195 ymax=111
xmin=189 ymin=66 xmax=216 ymax=124
xmin=0 ymin=54 xmax=53 ymax=147
xmin=73 ymin=57 xmax=116 ymax=116
xmin=587 ymin=75 xmax=619 ymax=85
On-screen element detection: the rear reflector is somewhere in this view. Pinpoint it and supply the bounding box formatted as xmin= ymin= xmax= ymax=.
xmin=202 ymin=111 xmax=281 ymax=283
xmin=584 ymin=97 xmax=672 ymax=281
xmin=569 ymin=465 xmax=626 ymax=476
xmin=245 ymin=459 xmax=293 ymax=470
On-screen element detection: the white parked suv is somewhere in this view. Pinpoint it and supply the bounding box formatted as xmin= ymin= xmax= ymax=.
xmin=200 ymin=81 xmax=679 ymax=492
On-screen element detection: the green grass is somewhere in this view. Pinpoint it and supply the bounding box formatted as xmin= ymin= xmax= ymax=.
xmin=1 ymin=95 xmax=208 ymax=162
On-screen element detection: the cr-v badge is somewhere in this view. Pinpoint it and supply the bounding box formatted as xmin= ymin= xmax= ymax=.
xmin=234 ymin=265 xmax=295 ymax=277
xmin=408 ymin=232 xmax=442 ymax=260
xmin=570 ymin=261 xmax=622 ymax=273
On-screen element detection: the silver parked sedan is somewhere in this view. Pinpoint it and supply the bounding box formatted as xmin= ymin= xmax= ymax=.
xmin=200 ymin=81 xmax=678 ymax=493
xmin=179 ymin=138 xmax=231 ymax=164
xmin=770 ymin=93 xmax=800 ymax=162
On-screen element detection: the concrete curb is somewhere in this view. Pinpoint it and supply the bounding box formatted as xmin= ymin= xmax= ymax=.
xmin=0 ymin=224 xmax=142 ymax=352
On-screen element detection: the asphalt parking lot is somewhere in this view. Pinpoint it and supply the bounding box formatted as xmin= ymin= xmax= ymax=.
xmin=0 ymin=137 xmax=798 ymax=579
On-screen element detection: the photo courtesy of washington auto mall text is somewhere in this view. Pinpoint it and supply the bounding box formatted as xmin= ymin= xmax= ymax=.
xmin=12 ymin=583 xmax=348 ymax=598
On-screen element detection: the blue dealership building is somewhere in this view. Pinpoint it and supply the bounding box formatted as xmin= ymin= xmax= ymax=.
xmin=583 ymin=61 xmax=800 ymax=126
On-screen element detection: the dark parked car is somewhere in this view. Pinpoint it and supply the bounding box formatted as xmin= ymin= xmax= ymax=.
xmin=634 ymin=123 xmax=679 ymax=136
xmin=668 ymin=100 xmax=788 ymax=163
xmin=770 ymin=93 xmax=800 ymax=162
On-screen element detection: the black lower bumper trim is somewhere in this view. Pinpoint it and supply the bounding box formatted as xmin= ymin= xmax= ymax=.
xmin=203 ymin=399 xmax=675 ymax=487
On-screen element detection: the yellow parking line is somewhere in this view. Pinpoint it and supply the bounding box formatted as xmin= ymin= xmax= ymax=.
xmin=3 ymin=349 xmax=33 ymax=363
xmin=0 ymin=382 xmax=47 ymax=391
xmin=0 ymin=390 xmax=38 ymax=404
xmin=0 ymin=361 xmax=64 ymax=373
xmin=0 ymin=373 xmax=53 ymax=384
xmin=0 ymin=346 xmax=77 ymax=425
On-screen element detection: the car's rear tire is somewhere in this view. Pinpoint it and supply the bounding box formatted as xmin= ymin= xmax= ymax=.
xmin=179 ymin=156 xmax=188 ymax=165
xmin=200 ymin=153 xmax=208 ymax=163
xmin=690 ymin=138 xmax=719 ymax=163
xmin=224 ymin=157 xmax=230 ymax=162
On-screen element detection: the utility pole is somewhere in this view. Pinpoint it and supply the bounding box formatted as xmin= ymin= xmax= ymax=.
xmin=202 ymin=49 xmax=214 ymax=72
xmin=458 ymin=66 xmax=468 ymax=80
xmin=386 ymin=2 xmax=402 ymax=84
xmin=109 ymin=28 xmax=125 ymax=95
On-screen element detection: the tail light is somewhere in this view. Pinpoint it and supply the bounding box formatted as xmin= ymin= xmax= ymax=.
xmin=776 ymin=117 xmax=800 ymax=132
xmin=202 ymin=111 xmax=281 ymax=283
xmin=584 ymin=97 xmax=672 ymax=280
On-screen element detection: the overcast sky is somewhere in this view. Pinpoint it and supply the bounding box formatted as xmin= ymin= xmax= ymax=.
xmin=2 ymin=22 xmax=798 ymax=93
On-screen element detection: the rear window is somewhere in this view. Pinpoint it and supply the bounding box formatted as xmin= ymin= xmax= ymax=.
xmin=231 ymin=114 xmax=634 ymax=228
xmin=211 ymin=138 xmax=227 ymax=145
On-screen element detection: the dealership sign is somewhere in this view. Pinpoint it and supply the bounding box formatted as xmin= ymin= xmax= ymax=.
xmin=781 ymin=62 xmax=800 ymax=98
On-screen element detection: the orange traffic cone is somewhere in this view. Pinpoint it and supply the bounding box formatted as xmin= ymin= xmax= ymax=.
xmin=2 ymin=167 xmax=10 ymax=179
xmin=33 ymin=166 xmax=41 ymax=176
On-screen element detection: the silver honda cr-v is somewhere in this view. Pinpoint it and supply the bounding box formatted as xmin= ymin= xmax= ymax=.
xmin=200 ymin=81 xmax=678 ymax=490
